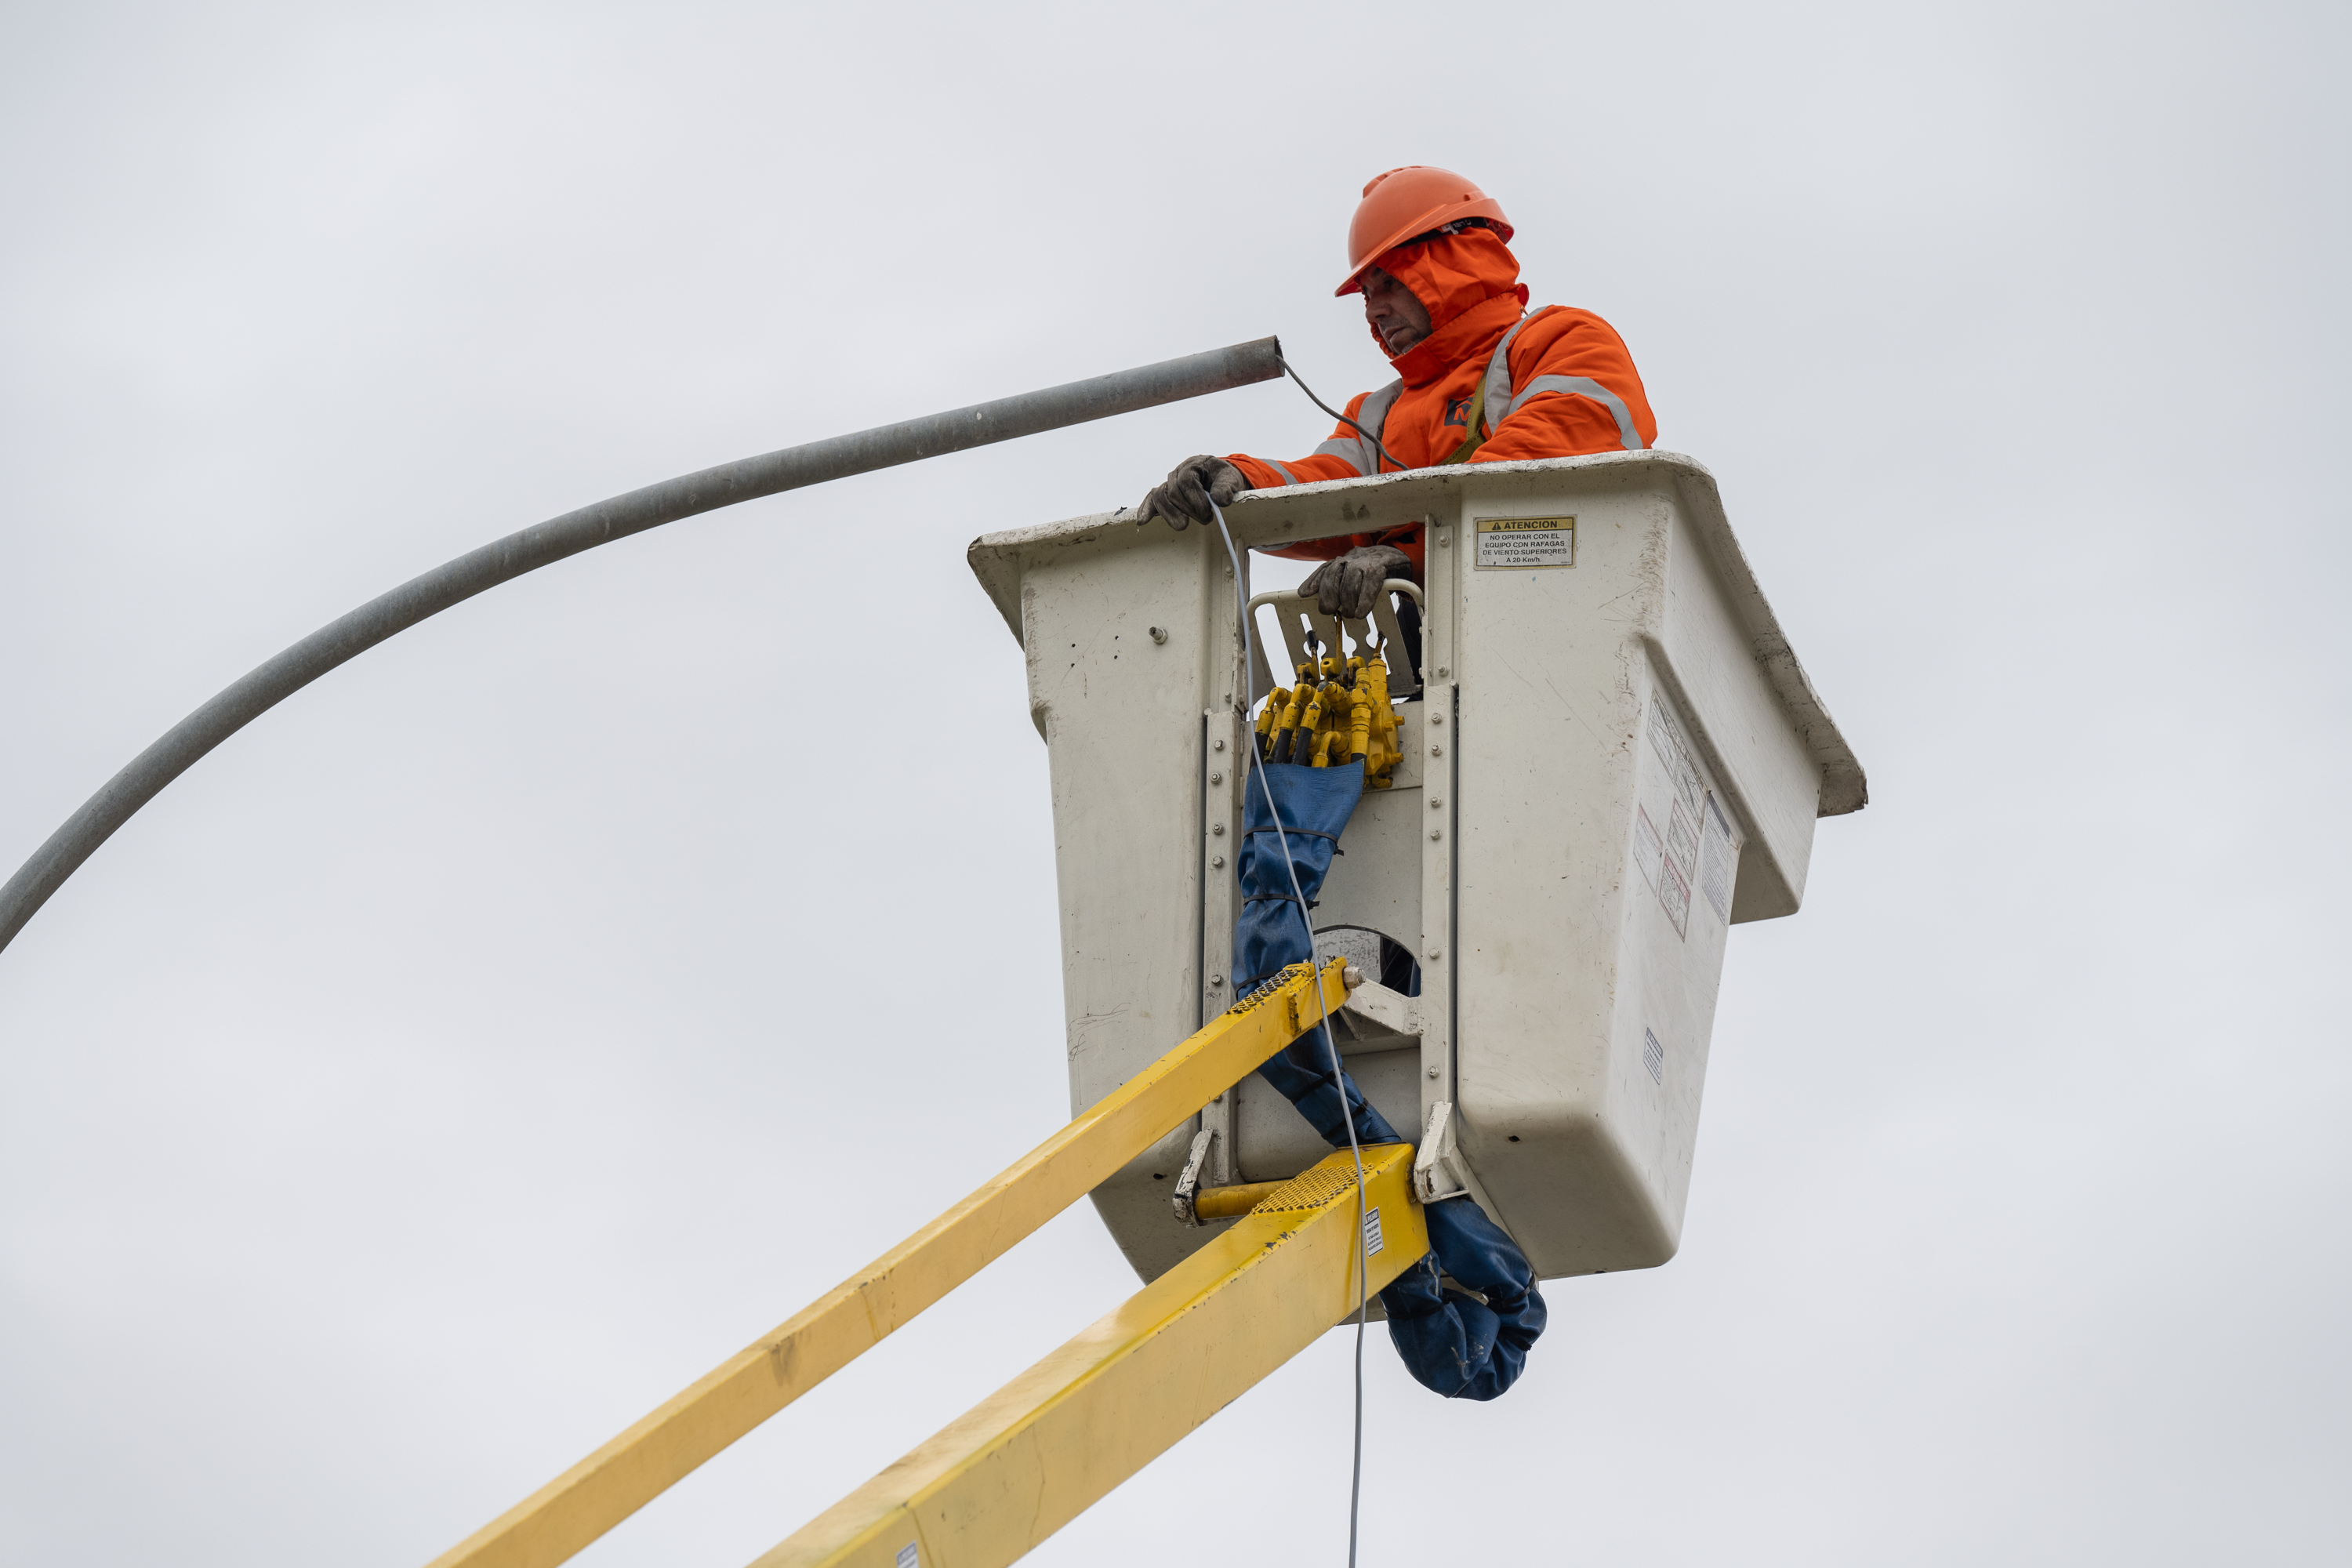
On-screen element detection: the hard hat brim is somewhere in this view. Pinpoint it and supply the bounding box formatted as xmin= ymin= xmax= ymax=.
xmin=1335 ymin=198 xmax=1513 ymax=296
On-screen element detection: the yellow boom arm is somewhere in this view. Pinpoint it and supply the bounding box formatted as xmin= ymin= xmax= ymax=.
xmin=429 ymin=960 xmax=1363 ymax=1568
xmin=756 ymin=1145 xmax=1426 ymax=1568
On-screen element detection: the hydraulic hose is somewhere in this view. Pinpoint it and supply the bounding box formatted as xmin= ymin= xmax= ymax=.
xmin=0 ymin=336 xmax=1284 ymax=958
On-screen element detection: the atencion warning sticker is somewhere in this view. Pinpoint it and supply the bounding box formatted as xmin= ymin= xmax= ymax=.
xmin=1474 ymin=515 xmax=1576 ymax=569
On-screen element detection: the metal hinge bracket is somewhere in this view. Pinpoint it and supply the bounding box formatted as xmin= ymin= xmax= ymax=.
xmin=1413 ymin=1101 xmax=1473 ymax=1204
xmin=1171 ymin=1127 xmax=1217 ymax=1226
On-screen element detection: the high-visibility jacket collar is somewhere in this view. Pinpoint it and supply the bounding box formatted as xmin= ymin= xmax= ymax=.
xmin=1374 ymin=227 xmax=1531 ymax=388
xmin=1388 ymin=293 xmax=1526 ymax=389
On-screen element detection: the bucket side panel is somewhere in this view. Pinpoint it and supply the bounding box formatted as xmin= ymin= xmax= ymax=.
xmin=1450 ymin=484 xmax=1666 ymax=1276
xmin=1657 ymin=501 xmax=1824 ymax=920
xmin=1021 ymin=530 xmax=1214 ymax=1280
xmin=1609 ymin=657 xmax=1739 ymax=1253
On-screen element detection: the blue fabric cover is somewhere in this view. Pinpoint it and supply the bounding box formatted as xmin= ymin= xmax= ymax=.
xmin=1377 ymin=1196 xmax=1548 ymax=1399
xmin=1233 ymin=755 xmax=1546 ymax=1399
xmin=1253 ymin=1035 xmax=1403 ymax=1149
xmin=1231 ymin=760 xmax=1367 ymax=994
xmin=1234 ymin=761 xmax=1399 ymax=1149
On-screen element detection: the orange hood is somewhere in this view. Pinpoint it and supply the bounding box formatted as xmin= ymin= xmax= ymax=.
xmin=1370 ymin=227 xmax=1530 ymax=373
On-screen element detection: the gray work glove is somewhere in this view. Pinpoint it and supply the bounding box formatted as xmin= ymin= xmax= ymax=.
xmin=1134 ymin=455 xmax=1247 ymax=531
xmin=1298 ymin=544 xmax=1413 ymax=619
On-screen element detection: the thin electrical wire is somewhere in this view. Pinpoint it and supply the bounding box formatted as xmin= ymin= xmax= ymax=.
xmin=1277 ymin=354 xmax=1405 ymax=474
xmin=1207 ymin=494 xmax=1372 ymax=1568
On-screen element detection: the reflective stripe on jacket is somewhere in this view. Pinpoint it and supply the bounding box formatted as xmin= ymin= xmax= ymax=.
xmin=1230 ymin=227 xmax=1656 ymax=574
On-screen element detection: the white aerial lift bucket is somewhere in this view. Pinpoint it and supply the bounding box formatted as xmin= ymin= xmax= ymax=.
xmin=968 ymin=452 xmax=1865 ymax=1284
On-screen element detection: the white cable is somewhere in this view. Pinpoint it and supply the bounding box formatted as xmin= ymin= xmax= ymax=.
xmin=1207 ymin=496 xmax=1370 ymax=1568
xmin=1276 ymin=353 xmax=1404 ymax=474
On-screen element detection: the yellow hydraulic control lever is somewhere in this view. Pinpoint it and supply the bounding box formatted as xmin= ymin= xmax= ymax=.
xmin=428 ymin=959 xmax=1370 ymax=1568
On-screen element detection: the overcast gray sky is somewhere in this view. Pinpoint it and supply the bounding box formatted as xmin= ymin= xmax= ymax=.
xmin=4 ymin=2 xmax=2347 ymax=1563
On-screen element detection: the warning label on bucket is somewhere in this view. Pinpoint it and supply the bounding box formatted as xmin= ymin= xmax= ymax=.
xmin=1474 ymin=516 xmax=1576 ymax=569
xmin=1659 ymin=856 xmax=1692 ymax=938
xmin=1699 ymin=793 xmax=1737 ymax=920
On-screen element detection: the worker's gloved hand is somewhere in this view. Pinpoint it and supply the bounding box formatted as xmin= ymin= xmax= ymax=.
xmin=1134 ymin=456 xmax=1246 ymax=531
xmin=1298 ymin=544 xmax=1412 ymax=619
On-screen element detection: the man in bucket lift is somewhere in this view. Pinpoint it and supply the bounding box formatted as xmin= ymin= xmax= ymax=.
xmin=1133 ymin=168 xmax=1659 ymax=1400
xmin=1134 ymin=164 xmax=1657 ymax=624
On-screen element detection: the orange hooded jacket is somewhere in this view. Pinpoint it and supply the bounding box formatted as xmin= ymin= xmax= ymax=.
xmin=1231 ymin=228 xmax=1656 ymax=577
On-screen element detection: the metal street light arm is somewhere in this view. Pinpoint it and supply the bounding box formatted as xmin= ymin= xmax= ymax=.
xmin=0 ymin=336 xmax=1284 ymax=957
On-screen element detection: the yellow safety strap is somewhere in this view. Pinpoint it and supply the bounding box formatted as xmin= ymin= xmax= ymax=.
xmin=1439 ymin=376 xmax=1488 ymax=466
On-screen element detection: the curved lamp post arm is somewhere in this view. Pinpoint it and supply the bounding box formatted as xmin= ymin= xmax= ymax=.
xmin=0 ymin=335 xmax=1283 ymax=957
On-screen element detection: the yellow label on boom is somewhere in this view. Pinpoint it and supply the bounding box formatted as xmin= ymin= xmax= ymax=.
xmin=1474 ymin=515 xmax=1576 ymax=570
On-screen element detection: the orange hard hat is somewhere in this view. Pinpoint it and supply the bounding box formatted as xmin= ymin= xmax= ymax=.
xmin=1336 ymin=166 xmax=1513 ymax=297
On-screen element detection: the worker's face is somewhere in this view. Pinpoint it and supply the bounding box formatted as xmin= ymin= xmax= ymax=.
xmin=1362 ymin=267 xmax=1432 ymax=356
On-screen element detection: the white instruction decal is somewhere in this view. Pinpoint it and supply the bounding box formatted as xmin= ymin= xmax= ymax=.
xmin=1642 ymin=1027 xmax=1664 ymax=1084
xmin=1362 ymin=1207 xmax=1385 ymax=1256
xmin=1649 ymin=695 xmax=1704 ymax=817
xmin=1647 ymin=697 xmax=1679 ymax=774
xmin=1659 ymin=856 xmax=1691 ymax=939
xmin=1632 ymin=806 xmax=1664 ymax=892
xmin=896 ymin=1546 xmax=919 ymax=1568
xmin=1698 ymin=794 xmax=1737 ymax=920
xmin=1666 ymin=799 xmax=1700 ymax=881
xmin=1474 ymin=515 xmax=1576 ymax=569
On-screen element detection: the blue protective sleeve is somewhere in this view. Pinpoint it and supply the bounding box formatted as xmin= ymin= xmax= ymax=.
xmin=1231 ymin=760 xmax=1365 ymax=993
xmin=1254 ymin=1024 xmax=1403 ymax=1147
xmin=1232 ymin=757 xmax=1544 ymax=1397
xmin=1231 ymin=760 xmax=1399 ymax=1147
xmin=1377 ymin=1196 xmax=1548 ymax=1400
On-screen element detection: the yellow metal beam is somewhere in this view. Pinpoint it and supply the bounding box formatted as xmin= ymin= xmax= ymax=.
xmin=426 ymin=960 xmax=1356 ymax=1568
xmin=753 ymin=1144 xmax=1428 ymax=1568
